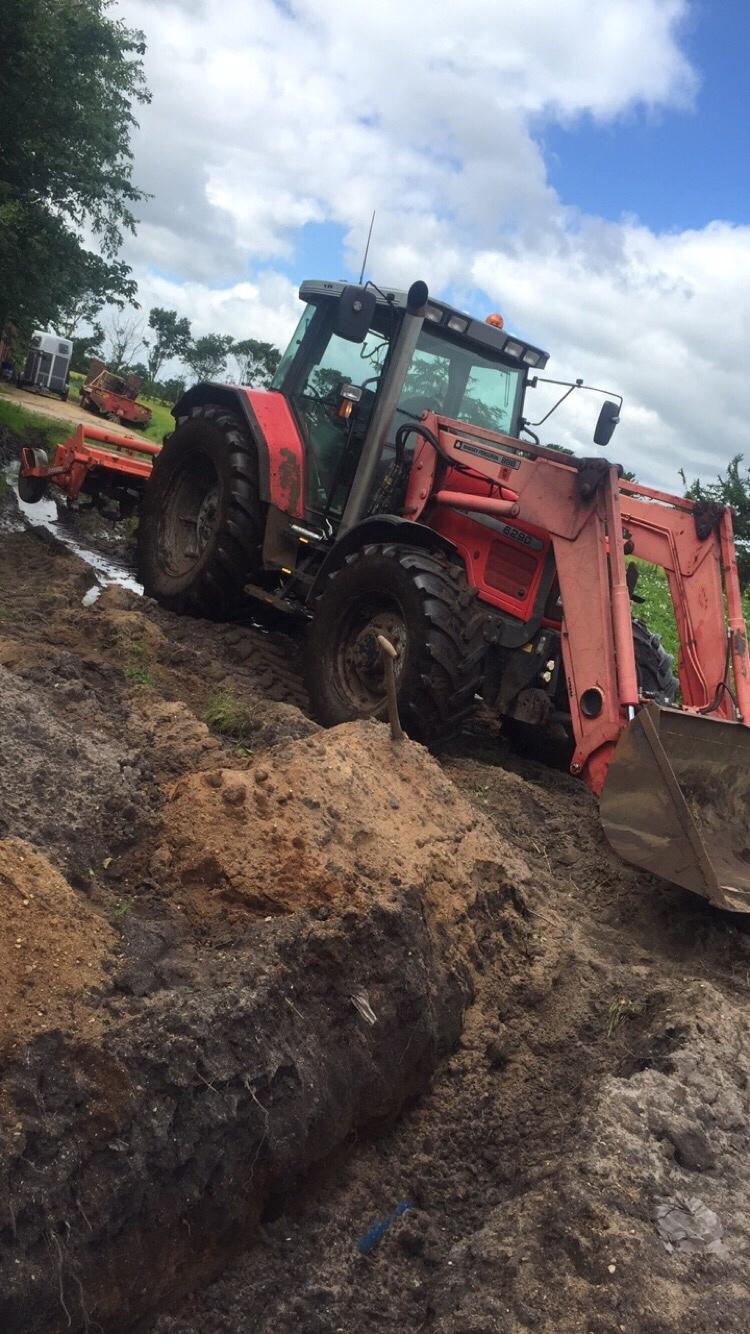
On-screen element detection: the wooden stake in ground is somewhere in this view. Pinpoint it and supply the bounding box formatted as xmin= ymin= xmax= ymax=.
xmin=376 ymin=634 xmax=404 ymax=743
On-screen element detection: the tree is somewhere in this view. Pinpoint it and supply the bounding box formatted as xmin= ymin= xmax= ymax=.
xmin=104 ymin=309 xmax=145 ymax=372
xmin=681 ymin=454 xmax=750 ymax=588
xmin=70 ymin=322 xmax=105 ymax=375
xmin=229 ymin=338 xmax=281 ymax=388
xmin=57 ymin=291 xmax=108 ymax=340
xmin=183 ymin=334 xmax=235 ymax=383
xmin=153 ymin=376 xmax=186 ymax=406
xmin=0 ymin=0 xmax=149 ymax=336
xmin=146 ymin=308 xmax=192 ymax=385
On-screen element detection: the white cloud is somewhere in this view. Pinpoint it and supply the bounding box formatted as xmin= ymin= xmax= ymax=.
xmin=106 ymin=0 xmax=750 ymax=490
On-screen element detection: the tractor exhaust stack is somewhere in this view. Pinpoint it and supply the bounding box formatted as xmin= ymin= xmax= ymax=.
xmin=338 ymin=280 xmax=428 ymax=535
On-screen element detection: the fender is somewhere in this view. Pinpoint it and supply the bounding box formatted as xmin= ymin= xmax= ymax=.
xmin=173 ymin=383 xmax=305 ymax=519
xmin=308 ymin=514 xmax=459 ymax=599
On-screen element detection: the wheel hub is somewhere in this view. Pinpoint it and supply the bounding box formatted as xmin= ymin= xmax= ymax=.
xmin=339 ymin=609 xmax=406 ymax=710
xmin=195 ymin=487 xmax=218 ymax=554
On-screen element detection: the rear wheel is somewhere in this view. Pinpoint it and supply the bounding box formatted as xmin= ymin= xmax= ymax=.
xmin=137 ymin=404 xmax=263 ymax=616
xmin=306 ymin=544 xmax=487 ymax=741
xmin=633 ymin=617 xmax=678 ymax=704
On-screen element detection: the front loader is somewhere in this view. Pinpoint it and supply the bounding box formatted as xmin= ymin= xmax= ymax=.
xmin=128 ymin=279 xmax=750 ymax=910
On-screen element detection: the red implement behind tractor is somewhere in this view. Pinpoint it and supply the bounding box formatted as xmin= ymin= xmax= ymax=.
xmin=20 ymin=278 xmax=750 ymax=909
xmin=80 ymin=360 xmax=152 ymax=429
xmin=18 ymin=423 xmax=158 ymax=518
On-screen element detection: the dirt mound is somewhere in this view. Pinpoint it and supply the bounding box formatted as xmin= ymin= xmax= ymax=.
xmin=0 ymin=838 xmax=115 ymax=1047
xmin=160 ymin=721 xmax=524 ymax=924
xmin=154 ymin=755 xmax=750 ymax=1334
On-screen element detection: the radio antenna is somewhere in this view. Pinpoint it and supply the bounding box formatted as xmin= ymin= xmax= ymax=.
xmin=358 ymin=210 xmax=376 ymax=285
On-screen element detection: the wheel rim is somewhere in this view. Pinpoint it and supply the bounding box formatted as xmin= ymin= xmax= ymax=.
xmin=158 ymin=452 xmax=221 ymax=578
xmin=332 ymin=596 xmax=408 ymax=714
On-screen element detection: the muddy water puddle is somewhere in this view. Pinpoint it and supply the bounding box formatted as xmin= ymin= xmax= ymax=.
xmin=3 ymin=459 xmax=142 ymax=597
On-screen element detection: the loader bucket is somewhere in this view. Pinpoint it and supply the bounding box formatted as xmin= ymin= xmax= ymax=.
xmin=600 ymin=702 xmax=750 ymax=913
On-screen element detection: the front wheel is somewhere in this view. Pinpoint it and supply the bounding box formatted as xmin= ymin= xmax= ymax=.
xmin=305 ymin=544 xmax=487 ymax=742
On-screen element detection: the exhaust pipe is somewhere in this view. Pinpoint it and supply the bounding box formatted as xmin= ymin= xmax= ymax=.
xmin=339 ymin=280 xmax=428 ymax=535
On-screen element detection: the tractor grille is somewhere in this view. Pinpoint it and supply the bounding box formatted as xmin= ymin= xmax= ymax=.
xmin=484 ymin=539 xmax=537 ymax=600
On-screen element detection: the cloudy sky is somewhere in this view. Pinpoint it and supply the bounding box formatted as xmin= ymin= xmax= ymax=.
xmin=114 ymin=0 xmax=750 ymax=489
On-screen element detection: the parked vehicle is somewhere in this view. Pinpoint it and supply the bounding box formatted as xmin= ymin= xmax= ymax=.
xmin=16 ymin=330 xmax=72 ymax=398
xmin=80 ymin=360 xmax=152 ymax=428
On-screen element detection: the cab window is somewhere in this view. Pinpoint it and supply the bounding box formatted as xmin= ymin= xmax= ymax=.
xmin=290 ymin=324 xmax=390 ymax=506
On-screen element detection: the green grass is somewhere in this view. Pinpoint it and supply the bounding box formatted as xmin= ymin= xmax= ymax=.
xmin=633 ymin=558 xmax=750 ymax=666
xmin=0 ymin=393 xmax=73 ymax=450
xmin=124 ymin=641 xmax=154 ymax=687
xmin=203 ymin=688 xmax=257 ymax=743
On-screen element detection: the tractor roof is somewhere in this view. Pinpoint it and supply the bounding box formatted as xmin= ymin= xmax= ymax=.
xmin=299 ymin=278 xmax=549 ymax=371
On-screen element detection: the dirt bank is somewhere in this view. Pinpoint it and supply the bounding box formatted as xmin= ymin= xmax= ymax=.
xmin=2 ymin=501 xmax=750 ymax=1333
xmin=157 ymin=759 xmax=750 ymax=1334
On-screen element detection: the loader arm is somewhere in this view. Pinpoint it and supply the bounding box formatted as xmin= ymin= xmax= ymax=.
xmin=405 ymin=413 xmax=750 ymax=910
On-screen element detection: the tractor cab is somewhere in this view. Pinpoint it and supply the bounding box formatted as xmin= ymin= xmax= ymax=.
xmin=271 ymin=280 xmax=548 ymax=526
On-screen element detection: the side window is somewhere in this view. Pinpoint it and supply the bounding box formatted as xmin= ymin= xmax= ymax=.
xmin=298 ymin=328 xmax=388 ymax=403
xmin=271 ymin=305 xmax=316 ymax=389
xmin=291 ymin=327 xmax=390 ymax=507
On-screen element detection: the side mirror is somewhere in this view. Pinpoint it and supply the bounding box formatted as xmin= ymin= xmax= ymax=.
xmin=333 ymin=285 xmax=377 ymax=343
xmin=594 ymin=399 xmax=620 ymax=447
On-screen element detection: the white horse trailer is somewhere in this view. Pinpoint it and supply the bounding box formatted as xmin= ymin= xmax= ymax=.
xmin=18 ymin=331 xmax=72 ymax=399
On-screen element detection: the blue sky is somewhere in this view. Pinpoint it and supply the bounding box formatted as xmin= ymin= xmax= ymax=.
xmin=543 ymin=1 xmax=750 ymax=233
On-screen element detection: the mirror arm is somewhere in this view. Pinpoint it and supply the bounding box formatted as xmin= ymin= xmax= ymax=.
xmin=528 ymin=375 xmax=623 ymax=422
xmin=527 ymin=379 xmax=583 ymax=428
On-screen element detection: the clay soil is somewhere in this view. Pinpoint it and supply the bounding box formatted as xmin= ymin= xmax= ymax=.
xmin=2 ymin=459 xmax=750 ymax=1334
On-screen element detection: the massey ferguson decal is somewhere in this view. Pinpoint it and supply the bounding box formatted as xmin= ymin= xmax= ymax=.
xmin=453 ymin=439 xmax=521 ymax=469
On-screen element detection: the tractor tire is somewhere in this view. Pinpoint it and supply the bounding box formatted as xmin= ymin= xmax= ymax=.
xmin=633 ymin=617 xmax=678 ymax=705
xmin=503 ymin=617 xmax=677 ymax=765
xmin=306 ymin=544 xmax=487 ymax=742
xmin=137 ymin=404 xmax=263 ymax=616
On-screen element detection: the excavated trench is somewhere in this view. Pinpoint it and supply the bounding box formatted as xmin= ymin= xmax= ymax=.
xmin=3 ymin=434 xmax=750 ymax=1333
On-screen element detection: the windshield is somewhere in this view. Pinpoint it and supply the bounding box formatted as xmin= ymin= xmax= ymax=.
xmin=397 ymin=328 xmax=522 ymax=436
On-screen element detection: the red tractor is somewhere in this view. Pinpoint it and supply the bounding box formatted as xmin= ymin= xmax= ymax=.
xmin=137 ymin=279 xmax=750 ymax=911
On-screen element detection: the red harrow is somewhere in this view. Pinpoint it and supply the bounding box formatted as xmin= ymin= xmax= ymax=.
xmin=18 ymin=423 xmax=159 ymax=519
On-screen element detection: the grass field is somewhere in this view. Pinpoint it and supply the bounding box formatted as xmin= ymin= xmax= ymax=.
xmin=69 ymin=371 xmax=174 ymax=444
xmin=0 ymin=395 xmax=73 ymax=450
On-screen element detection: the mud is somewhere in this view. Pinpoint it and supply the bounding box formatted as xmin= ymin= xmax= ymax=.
xmin=2 ymin=471 xmax=750 ymax=1333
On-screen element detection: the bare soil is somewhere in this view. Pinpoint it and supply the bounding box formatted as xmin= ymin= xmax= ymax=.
xmin=2 ymin=469 xmax=750 ymax=1334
